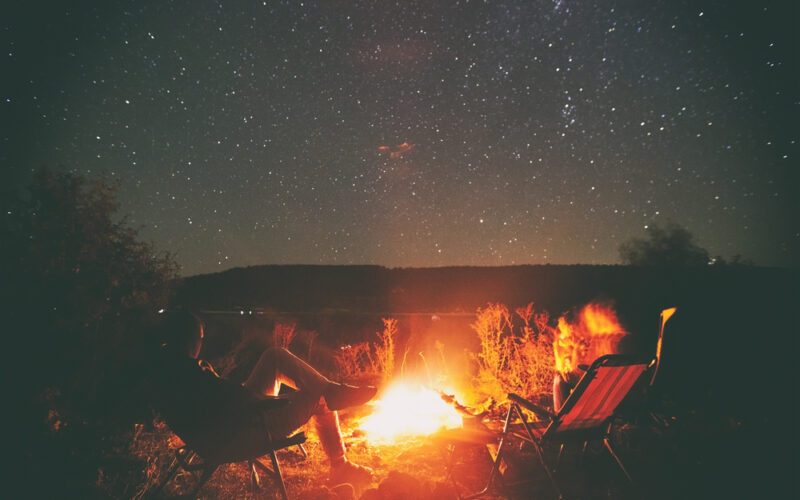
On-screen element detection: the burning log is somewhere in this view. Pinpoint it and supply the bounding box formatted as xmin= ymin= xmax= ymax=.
xmin=439 ymin=392 xmax=494 ymax=420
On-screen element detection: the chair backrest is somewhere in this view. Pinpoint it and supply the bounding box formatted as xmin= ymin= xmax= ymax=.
xmin=651 ymin=307 xmax=676 ymax=387
xmin=550 ymin=354 xmax=653 ymax=434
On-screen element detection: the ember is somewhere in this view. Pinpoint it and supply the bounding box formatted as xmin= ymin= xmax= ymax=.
xmin=360 ymin=382 xmax=463 ymax=442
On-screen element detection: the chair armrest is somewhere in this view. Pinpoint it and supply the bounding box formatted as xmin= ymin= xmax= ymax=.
xmin=252 ymin=396 xmax=291 ymax=411
xmin=273 ymin=432 xmax=307 ymax=449
xmin=508 ymin=393 xmax=555 ymax=420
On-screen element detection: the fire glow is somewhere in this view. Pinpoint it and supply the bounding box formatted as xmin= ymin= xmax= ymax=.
xmin=360 ymin=382 xmax=463 ymax=442
xmin=553 ymin=302 xmax=627 ymax=375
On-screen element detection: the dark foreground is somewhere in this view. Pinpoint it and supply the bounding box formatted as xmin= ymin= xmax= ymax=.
xmin=123 ymin=391 xmax=792 ymax=500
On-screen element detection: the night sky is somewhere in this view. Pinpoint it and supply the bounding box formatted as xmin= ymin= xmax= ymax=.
xmin=3 ymin=1 xmax=797 ymax=276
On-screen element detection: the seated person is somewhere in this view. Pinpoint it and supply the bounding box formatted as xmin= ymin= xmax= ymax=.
xmin=151 ymin=311 xmax=376 ymax=487
xmin=552 ymin=366 xmax=580 ymax=413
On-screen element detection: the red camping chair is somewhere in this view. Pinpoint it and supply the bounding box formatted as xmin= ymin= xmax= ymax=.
xmin=456 ymin=354 xmax=655 ymax=499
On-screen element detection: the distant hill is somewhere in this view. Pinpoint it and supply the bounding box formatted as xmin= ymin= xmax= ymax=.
xmin=175 ymin=263 xmax=792 ymax=317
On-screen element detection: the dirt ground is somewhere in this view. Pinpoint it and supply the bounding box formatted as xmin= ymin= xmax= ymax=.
xmin=128 ymin=395 xmax=791 ymax=500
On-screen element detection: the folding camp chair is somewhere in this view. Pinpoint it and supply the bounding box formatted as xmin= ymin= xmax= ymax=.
xmin=151 ymin=386 xmax=309 ymax=500
xmin=460 ymin=354 xmax=655 ymax=499
xmin=153 ymin=427 xmax=307 ymax=500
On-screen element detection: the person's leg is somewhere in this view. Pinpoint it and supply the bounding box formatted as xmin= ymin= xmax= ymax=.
xmin=245 ymin=346 xmax=331 ymax=397
xmin=553 ymin=372 xmax=577 ymax=412
xmin=314 ymin=408 xmax=346 ymax=465
xmin=245 ymin=346 xmax=376 ymax=411
xmin=244 ymin=347 xmax=329 ymax=438
xmin=244 ymin=346 xmax=376 ymax=437
xmin=315 ymin=407 xmax=373 ymax=488
xmin=244 ymin=346 xmax=374 ymax=488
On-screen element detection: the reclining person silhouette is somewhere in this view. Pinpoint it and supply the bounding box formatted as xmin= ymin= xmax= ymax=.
xmin=152 ymin=311 xmax=376 ymax=489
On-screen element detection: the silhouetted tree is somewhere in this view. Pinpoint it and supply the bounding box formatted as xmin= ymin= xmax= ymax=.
xmin=4 ymin=167 xmax=177 ymax=392
xmin=619 ymin=223 xmax=710 ymax=266
xmin=2 ymin=168 xmax=177 ymax=495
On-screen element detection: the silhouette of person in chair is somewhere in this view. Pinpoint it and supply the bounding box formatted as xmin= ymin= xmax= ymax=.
xmin=152 ymin=311 xmax=375 ymax=488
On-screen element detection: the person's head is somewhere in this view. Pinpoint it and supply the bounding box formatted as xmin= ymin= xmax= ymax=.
xmin=156 ymin=310 xmax=204 ymax=359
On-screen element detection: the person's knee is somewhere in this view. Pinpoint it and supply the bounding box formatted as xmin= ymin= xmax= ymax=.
xmin=259 ymin=345 xmax=286 ymax=362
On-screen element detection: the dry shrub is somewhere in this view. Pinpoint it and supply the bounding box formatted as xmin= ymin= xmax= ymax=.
xmin=273 ymin=322 xmax=297 ymax=349
xmin=373 ymin=318 xmax=397 ymax=382
xmin=336 ymin=342 xmax=376 ymax=383
xmin=469 ymin=303 xmax=555 ymax=406
xmin=335 ymin=318 xmax=397 ymax=385
xmin=210 ymin=321 xmax=314 ymax=384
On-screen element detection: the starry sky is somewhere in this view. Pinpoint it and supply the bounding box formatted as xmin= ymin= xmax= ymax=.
xmin=3 ymin=0 xmax=797 ymax=276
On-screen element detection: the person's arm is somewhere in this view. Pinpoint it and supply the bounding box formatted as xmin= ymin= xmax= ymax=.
xmin=198 ymin=358 xmax=220 ymax=377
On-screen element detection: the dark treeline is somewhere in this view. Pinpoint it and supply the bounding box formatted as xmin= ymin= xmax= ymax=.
xmin=175 ymin=263 xmax=795 ymax=341
xmin=177 ymin=263 xmax=794 ymax=314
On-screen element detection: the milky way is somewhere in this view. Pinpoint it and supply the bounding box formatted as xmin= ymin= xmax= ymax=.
xmin=3 ymin=0 xmax=797 ymax=275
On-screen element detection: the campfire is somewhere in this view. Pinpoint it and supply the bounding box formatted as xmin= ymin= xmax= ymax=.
xmin=355 ymin=301 xmax=629 ymax=444
xmin=359 ymin=381 xmax=463 ymax=443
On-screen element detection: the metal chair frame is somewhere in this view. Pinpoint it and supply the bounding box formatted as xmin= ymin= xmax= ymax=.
xmin=153 ymin=431 xmax=307 ymax=499
xmin=460 ymin=354 xmax=655 ymax=499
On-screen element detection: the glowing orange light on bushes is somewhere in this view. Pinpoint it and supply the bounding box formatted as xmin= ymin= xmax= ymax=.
xmin=553 ymin=302 xmax=627 ymax=375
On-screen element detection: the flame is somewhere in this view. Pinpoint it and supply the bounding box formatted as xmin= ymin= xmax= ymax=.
xmin=553 ymin=302 xmax=627 ymax=376
xmin=359 ymin=382 xmax=462 ymax=442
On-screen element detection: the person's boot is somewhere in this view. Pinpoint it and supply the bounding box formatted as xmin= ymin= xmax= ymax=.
xmin=329 ymin=459 xmax=373 ymax=490
xmin=323 ymin=382 xmax=377 ymax=411
xmin=315 ymin=410 xmax=373 ymax=491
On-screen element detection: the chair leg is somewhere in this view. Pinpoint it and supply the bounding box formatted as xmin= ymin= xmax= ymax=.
xmin=459 ymin=445 xmax=506 ymax=500
xmin=460 ymin=404 xmax=519 ymax=499
xmin=531 ymin=441 xmax=564 ymax=500
xmin=250 ymin=461 xmax=262 ymax=491
xmin=555 ymin=443 xmax=565 ymax=471
xmin=152 ymin=456 xmax=181 ymax=495
xmin=603 ymin=437 xmax=634 ymax=484
xmin=270 ymin=450 xmax=290 ymax=500
xmin=189 ymin=465 xmax=218 ymax=497
xmin=514 ymin=406 xmax=563 ymax=500
xmin=576 ymin=440 xmax=589 ymax=470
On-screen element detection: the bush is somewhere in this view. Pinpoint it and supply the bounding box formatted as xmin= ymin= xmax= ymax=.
xmin=619 ymin=222 xmax=710 ymax=266
xmin=335 ymin=318 xmax=397 ymax=385
xmin=468 ymin=303 xmax=555 ymax=406
xmin=2 ymin=167 xmax=177 ymax=496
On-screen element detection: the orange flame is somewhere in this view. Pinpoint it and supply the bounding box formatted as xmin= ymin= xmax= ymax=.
xmin=359 ymin=382 xmax=462 ymax=443
xmin=553 ymin=302 xmax=627 ymax=376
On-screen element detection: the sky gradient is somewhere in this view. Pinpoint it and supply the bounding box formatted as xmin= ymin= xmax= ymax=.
xmin=3 ymin=0 xmax=797 ymax=276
